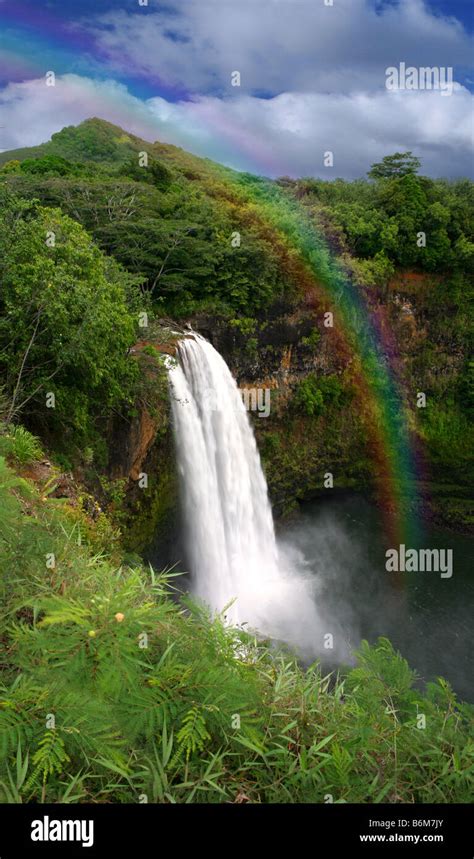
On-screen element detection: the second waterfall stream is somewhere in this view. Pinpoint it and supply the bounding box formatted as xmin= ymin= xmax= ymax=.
xmin=168 ymin=332 xmax=320 ymax=652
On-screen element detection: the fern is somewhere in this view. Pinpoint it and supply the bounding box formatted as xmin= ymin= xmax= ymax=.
xmin=173 ymin=706 xmax=211 ymax=766
xmin=329 ymin=742 xmax=353 ymax=786
xmin=25 ymin=730 xmax=70 ymax=796
xmin=0 ymin=707 xmax=26 ymax=760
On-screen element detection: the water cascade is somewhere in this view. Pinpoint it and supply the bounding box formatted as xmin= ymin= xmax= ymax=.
xmin=169 ymin=333 xmax=319 ymax=649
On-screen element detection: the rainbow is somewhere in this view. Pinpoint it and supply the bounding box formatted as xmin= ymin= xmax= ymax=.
xmin=190 ymin=169 xmax=422 ymax=546
xmin=0 ymin=2 xmax=422 ymax=545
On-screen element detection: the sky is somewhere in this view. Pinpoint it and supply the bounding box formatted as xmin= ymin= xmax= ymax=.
xmin=0 ymin=0 xmax=473 ymax=178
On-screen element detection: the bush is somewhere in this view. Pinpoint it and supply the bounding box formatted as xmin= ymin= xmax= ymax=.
xmin=418 ymin=402 xmax=473 ymax=480
xmin=20 ymin=155 xmax=84 ymax=177
xmin=300 ymin=327 xmax=321 ymax=349
xmin=294 ymin=374 xmax=349 ymax=416
xmin=0 ymin=425 xmax=43 ymax=465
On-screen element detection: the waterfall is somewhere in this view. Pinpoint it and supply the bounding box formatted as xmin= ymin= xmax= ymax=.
xmin=168 ymin=332 xmax=320 ymax=650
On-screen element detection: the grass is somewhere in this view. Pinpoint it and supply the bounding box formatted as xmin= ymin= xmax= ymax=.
xmin=0 ymin=424 xmax=43 ymax=466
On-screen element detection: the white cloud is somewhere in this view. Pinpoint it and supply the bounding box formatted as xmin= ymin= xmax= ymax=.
xmin=1 ymin=74 xmax=472 ymax=179
xmin=82 ymin=0 xmax=473 ymax=96
xmin=0 ymin=76 xmax=164 ymax=150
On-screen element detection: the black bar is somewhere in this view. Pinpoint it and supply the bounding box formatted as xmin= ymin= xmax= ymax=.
xmin=0 ymin=803 xmax=470 ymax=857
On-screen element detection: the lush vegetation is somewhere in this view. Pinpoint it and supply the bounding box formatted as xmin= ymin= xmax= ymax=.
xmin=0 ymin=189 xmax=143 ymax=463
xmin=1 ymin=126 xmax=472 ymax=514
xmin=0 ymin=453 xmax=472 ymax=803
xmin=0 ymin=121 xmax=472 ymax=804
xmin=294 ymin=373 xmax=352 ymax=417
xmin=1 ymin=122 xmax=289 ymax=319
xmin=288 ymin=153 xmax=473 ymax=275
xmin=0 ymin=119 xmax=471 ymax=532
xmin=3 ymin=126 xmax=472 ymax=317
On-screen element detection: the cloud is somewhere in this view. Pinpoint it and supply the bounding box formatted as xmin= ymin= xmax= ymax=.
xmin=82 ymin=0 xmax=474 ymax=96
xmin=0 ymin=74 xmax=472 ymax=179
xmin=0 ymin=75 xmax=163 ymax=149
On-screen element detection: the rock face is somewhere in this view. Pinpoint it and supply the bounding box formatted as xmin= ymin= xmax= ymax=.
xmin=169 ymin=308 xmax=368 ymax=523
xmin=109 ymin=407 xmax=158 ymax=483
xmin=110 ymin=271 xmax=472 ymax=558
xmin=189 ymin=308 xmax=349 ymax=385
xmin=110 ymin=302 xmax=377 ymax=558
xmin=106 ymin=350 xmax=179 ymax=563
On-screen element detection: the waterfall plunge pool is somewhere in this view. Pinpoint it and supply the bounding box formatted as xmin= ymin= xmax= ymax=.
xmin=278 ymin=494 xmax=474 ymax=702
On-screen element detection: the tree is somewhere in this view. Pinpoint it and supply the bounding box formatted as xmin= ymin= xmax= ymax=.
xmin=368 ymin=152 xmax=421 ymax=181
xmin=118 ymin=156 xmax=172 ymax=191
xmin=332 ymin=202 xmax=385 ymax=257
xmin=0 ymin=194 xmax=139 ymax=440
xmin=0 ymin=160 xmax=21 ymax=174
xmin=376 ymin=173 xmax=428 ymax=267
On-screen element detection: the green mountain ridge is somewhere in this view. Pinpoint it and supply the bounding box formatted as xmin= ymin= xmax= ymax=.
xmin=0 ymin=117 xmax=234 ymax=181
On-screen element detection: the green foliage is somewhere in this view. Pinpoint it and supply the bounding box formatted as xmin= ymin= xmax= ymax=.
xmin=27 ymin=731 xmax=70 ymax=793
xmin=141 ymin=345 xmax=163 ymax=359
xmin=300 ymin=327 xmax=321 ymax=349
xmin=418 ymin=404 xmax=474 ymax=483
xmin=261 ymin=432 xmax=281 ymax=458
xmin=295 ymin=377 xmax=324 ymax=416
xmin=229 ymin=317 xmax=258 ymax=336
xmin=48 ymin=120 xmax=136 ymax=163
xmin=0 ymin=121 xmax=289 ymax=317
xmin=0 ymin=160 xmax=21 ymax=174
xmin=0 ymin=456 xmax=31 ymax=545
xmin=175 ymin=706 xmax=212 ymax=764
xmin=0 ymin=458 xmax=472 ymax=804
xmin=119 ymin=156 xmax=172 ymax=190
xmin=344 ymin=251 xmax=395 ymax=288
xmin=294 ymin=374 xmax=350 ymax=417
xmin=0 ymin=191 xmax=139 ymax=446
xmin=98 ymin=476 xmax=129 ymax=529
xmin=296 ymin=169 xmax=473 ymax=275
xmin=460 ymin=361 xmax=474 ymax=417
xmin=20 ymin=155 xmax=84 ymax=177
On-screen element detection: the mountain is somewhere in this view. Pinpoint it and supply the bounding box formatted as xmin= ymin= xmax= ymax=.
xmin=0 ymin=117 xmax=232 ymax=182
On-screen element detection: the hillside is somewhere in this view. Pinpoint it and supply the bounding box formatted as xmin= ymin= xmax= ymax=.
xmin=1 ymin=118 xmax=472 ymax=537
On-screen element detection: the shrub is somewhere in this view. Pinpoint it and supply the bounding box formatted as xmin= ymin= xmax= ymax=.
xmin=301 ymin=327 xmax=321 ymax=349
xmin=0 ymin=425 xmax=43 ymax=465
xmin=20 ymin=155 xmax=83 ymax=177
xmin=293 ymin=374 xmax=349 ymax=417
